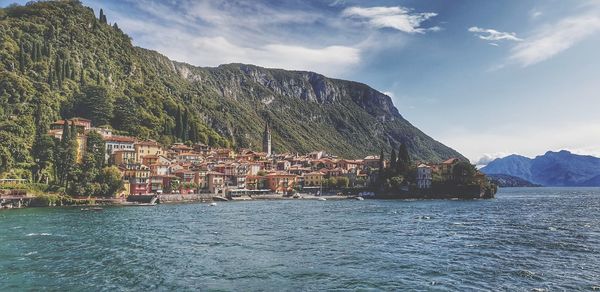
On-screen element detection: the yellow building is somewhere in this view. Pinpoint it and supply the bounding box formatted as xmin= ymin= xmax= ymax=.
xmin=135 ymin=141 xmax=163 ymax=163
xmin=303 ymin=172 xmax=324 ymax=187
xmin=112 ymin=149 xmax=136 ymax=165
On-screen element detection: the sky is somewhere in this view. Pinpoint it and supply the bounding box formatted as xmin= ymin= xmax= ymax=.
xmin=4 ymin=0 xmax=600 ymax=164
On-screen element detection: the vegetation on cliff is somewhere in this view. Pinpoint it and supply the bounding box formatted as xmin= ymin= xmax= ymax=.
xmin=0 ymin=0 xmax=464 ymax=184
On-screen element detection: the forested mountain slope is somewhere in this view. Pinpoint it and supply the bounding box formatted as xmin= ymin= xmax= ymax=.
xmin=0 ymin=0 xmax=463 ymax=175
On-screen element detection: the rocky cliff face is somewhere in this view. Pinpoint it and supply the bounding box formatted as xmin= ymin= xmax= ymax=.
xmin=0 ymin=0 xmax=465 ymax=162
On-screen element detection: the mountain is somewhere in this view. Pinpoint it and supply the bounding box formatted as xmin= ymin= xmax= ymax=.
xmin=480 ymin=154 xmax=533 ymax=182
xmin=481 ymin=151 xmax=600 ymax=186
xmin=486 ymin=174 xmax=540 ymax=188
xmin=0 ymin=1 xmax=464 ymax=175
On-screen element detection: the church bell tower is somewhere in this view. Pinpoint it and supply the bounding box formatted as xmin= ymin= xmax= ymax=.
xmin=262 ymin=122 xmax=272 ymax=156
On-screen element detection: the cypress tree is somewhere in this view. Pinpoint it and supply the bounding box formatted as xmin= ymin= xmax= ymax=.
xmin=379 ymin=149 xmax=385 ymax=171
xmin=79 ymin=68 xmax=85 ymax=86
xmin=36 ymin=42 xmax=42 ymax=61
xmin=176 ymin=107 xmax=184 ymax=140
xmin=61 ymin=119 xmax=70 ymax=144
xmin=70 ymin=120 xmax=77 ymax=140
xmin=31 ymin=42 xmax=37 ymax=62
xmin=182 ymin=108 xmax=189 ymax=141
xmin=390 ymin=149 xmax=397 ymax=174
xmin=99 ymin=9 xmax=107 ymax=24
xmin=54 ymin=55 xmax=62 ymax=85
xmin=19 ymin=42 xmax=25 ymax=72
xmin=47 ymin=67 xmax=53 ymax=87
xmin=397 ymin=143 xmax=410 ymax=175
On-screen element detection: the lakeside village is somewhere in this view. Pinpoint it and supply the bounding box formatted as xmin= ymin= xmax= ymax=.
xmin=0 ymin=117 xmax=496 ymax=208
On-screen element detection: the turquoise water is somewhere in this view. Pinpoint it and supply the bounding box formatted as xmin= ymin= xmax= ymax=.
xmin=1 ymin=188 xmax=599 ymax=291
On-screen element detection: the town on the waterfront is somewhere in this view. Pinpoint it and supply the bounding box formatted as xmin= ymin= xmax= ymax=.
xmin=0 ymin=117 xmax=495 ymax=209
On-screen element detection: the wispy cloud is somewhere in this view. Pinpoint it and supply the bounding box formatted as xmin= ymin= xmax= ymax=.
xmin=116 ymin=15 xmax=360 ymax=76
xmin=342 ymin=6 xmax=439 ymax=34
xmin=509 ymin=12 xmax=600 ymax=67
xmin=468 ymin=27 xmax=522 ymax=42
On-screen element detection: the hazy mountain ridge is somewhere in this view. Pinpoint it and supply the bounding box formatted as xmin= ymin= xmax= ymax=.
xmin=486 ymin=174 xmax=540 ymax=188
xmin=481 ymin=150 xmax=600 ymax=186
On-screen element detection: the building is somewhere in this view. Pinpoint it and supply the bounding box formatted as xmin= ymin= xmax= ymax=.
xmin=417 ymin=164 xmax=432 ymax=189
xmin=135 ymin=141 xmax=163 ymax=163
xmin=440 ymin=158 xmax=460 ymax=181
xmin=302 ymin=172 xmax=324 ymax=187
xmin=112 ymin=149 xmax=136 ymax=165
xmin=363 ymin=155 xmax=382 ymax=169
xmin=262 ymin=122 xmax=272 ymax=157
xmin=50 ymin=118 xmax=91 ymax=133
xmin=49 ymin=118 xmax=90 ymax=162
xmin=104 ymin=135 xmax=136 ymax=163
xmin=120 ymin=164 xmax=150 ymax=195
xmin=266 ymin=172 xmax=296 ymax=194
xmin=207 ymin=172 xmax=225 ymax=194
xmin=176 ymin=152 xmax=203 ymax=163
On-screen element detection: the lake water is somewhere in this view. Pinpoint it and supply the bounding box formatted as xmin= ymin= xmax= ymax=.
xmin=1 ymin=188 xmax=599 ymax=291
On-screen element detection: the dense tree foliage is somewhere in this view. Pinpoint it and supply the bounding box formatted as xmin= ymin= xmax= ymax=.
xmin=0 ymin=0 xmax=463 ymax=184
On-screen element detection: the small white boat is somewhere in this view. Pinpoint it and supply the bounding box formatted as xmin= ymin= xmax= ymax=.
xmin=209 ymin=202 xmax=217 ymax=206
xmin=355 ymin=197 xmax=364 ymax=201
xmin=317 ymin=197 xmax=327 ymax=201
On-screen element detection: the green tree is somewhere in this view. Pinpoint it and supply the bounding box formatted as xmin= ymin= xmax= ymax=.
xmin=79 ymin=68 xmax=85 ymax=86
xmin=73 ymin=85 xmax=114 ymax=126
xmin=390 ymin=176 xmax=404 ymax=189
xmin=182 ymin=108 xmax=189 ymax=141
xmin=336 ymin=177 xmax=349 ymax=188
xmin=390 ymin=149 xmax=397 ymax=174
xmin=86 ymin=131 xmax=106 ymax=168
xmin=452 ymin=161 xmax=477 ymax=184
xmin=397 ymin=143 xmax=410 ymax=175
xmin=31 ymin=134 xmax=54 ymax=183
xmin=112 ymin=96 xmax=139 ymax=133
xmin=99 ymin=8 xmax=107 ymax=24
xmin=19 ymin=41 xmax=26 ymax=73
xmin=98 ymin=166 xmax=123 ymax=197
xmin=55 ymin=121 xmax=77 ymax=187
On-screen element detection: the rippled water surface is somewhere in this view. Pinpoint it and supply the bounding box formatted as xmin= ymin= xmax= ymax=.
xmin=1 ymin=188 xmax=599 ymax=291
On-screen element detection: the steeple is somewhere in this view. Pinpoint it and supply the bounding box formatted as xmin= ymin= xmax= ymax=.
xmin=262 ymin=121 xmax=272 ymax=156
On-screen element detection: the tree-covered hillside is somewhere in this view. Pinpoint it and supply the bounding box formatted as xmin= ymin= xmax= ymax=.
xmin=0 ymin=0 xmax=463 ymax=178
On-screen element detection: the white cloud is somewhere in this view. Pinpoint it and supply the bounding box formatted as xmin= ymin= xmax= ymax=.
xmin=530 ymin=10 xmax=543 ymax=20
xmin=475 ymin=152 xmax=511 ymax=167
xmin=509 ymin=13 xmax=600 ymax=67
xmin=115 ymin=16 xmax=360 ymax=76
xmin=439 ymin=122 xmax=600 ymax=163
xmin=468 ymin=26 xmax=522 ymax=42
xmin=342 ymin=6 xmax=439 ymax=34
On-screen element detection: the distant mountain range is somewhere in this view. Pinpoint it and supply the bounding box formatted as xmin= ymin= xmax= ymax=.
xmin=481 ymin=150 xmax=600 ymax=187
xmin=486 ymin=174 xmax=540 ymax=188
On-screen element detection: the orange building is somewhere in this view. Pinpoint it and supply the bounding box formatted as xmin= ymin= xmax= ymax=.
xmin=266 ymin=172 xmax=297 ymax=193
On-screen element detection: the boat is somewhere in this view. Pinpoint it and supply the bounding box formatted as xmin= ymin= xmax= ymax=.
xmin=209 ymin=202 xmax=217 ymax=206
xmin=121 ymin=202 xmax=157 ymax=206
xmin=355 ymin=197 xmax=364 ymax=201
xmin=213 ymin=196 xmax=229 ymax=202
xmin=91 ymin=207 xmax=103 ymax=211
xmin=317 ymin=197 xmax=327 ymax=201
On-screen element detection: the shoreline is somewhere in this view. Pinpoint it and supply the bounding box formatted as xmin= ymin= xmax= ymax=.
xmin=1 ymin=191 xmax=496 ymax=211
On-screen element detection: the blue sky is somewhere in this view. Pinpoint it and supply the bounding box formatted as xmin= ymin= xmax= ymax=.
xmin=4 ymin=0 xmax=600 ymax=164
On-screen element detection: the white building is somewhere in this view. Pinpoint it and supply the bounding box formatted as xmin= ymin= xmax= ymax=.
xmin=417 ymin=164 xmax=432 ymax=189
xmin=104 ymin=135 xmax=136 ymax=163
